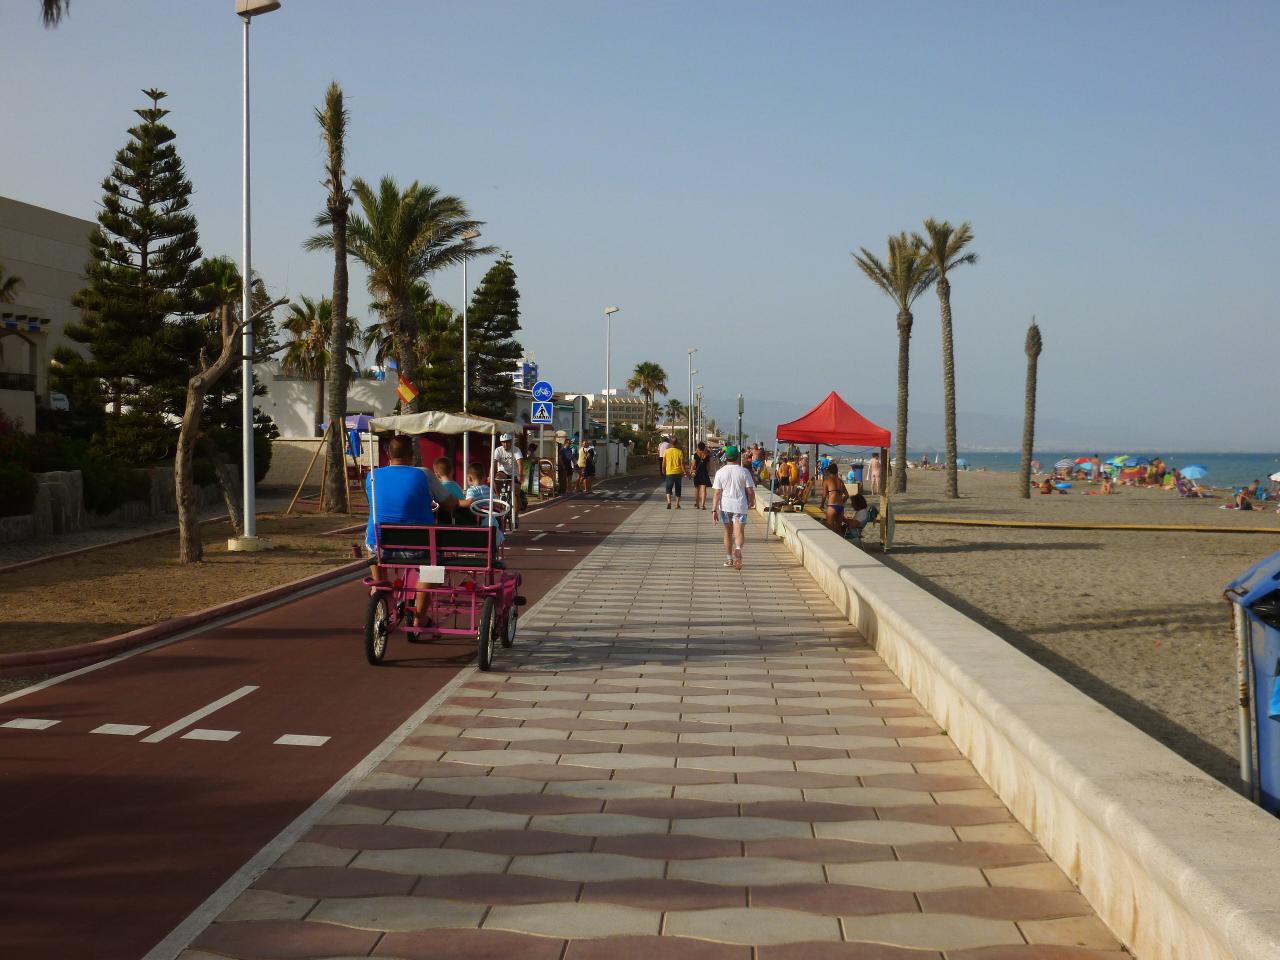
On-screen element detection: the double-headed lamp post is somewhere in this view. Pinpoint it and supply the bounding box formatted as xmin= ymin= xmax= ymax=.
xmin=686 ymin=347 xmax=698 ymax=450
xmin=604 ymin=307 xmax=620 ymax=474
xmin=460 ymin=228 xmax=481 ymax=470
xmin=233 ymin=0 xmax=280 ymax=550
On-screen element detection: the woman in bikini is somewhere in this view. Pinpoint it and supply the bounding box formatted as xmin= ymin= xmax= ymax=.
xmin=821 ymin=463 xmax=848 ymax=532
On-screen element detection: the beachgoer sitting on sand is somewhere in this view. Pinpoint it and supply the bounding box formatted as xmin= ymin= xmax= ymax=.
xmin=1084 ymin=475 xmax=1115 ymax=495
xmin=1038 ymin=478 xmax=1068 ymax=495
xmin=845 ymin=492 xmax=870 ymax=536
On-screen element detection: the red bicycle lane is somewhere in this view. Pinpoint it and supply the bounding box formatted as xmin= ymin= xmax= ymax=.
xmin=0 ymin=475 xmax=657 ymax=959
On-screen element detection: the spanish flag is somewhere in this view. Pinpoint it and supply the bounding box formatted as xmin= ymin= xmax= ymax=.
xmin=396 ymin=374 xmax=418 ymax=405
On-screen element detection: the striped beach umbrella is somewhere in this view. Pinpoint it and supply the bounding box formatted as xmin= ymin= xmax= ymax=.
xmin=1054 ymin=458 xmax=1075 ymax=471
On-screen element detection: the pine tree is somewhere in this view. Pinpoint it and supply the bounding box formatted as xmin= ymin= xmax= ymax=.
xmin=417 ymin=297 xmax=463 ymax=412
xmin=466 ymin=254 xmax=523 ymax=418
xmin=55 ymin=88 xmax=203 ymax=462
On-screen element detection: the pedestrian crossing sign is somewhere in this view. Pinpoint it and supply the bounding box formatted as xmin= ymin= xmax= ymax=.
xmin=531 ymin=401 xmax=553 ymax=424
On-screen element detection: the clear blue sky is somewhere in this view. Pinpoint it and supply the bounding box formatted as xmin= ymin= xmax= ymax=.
xmin=2 ymin=0 xmax=1276 ymax=448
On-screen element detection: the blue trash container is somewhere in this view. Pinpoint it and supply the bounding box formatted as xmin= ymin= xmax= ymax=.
xmin=1226 ymin=551 xmax=1280 ymax=814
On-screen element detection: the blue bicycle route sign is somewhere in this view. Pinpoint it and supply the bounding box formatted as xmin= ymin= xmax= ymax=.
xmin=532 ymin=380 xmax=554 ymax=402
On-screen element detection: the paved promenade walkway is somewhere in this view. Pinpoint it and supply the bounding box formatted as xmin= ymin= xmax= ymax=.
xmin=183 ymin=498 xmax=1126 ymax=960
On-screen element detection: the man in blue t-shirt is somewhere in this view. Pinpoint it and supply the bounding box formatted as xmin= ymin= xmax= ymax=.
xmin=366 ymin=435 xmax=460 ymax=620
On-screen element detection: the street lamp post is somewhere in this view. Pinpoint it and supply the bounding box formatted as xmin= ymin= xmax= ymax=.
xmin=460 ymin=228 xmax=481 ymax=471
xmin=695 ymin=386 xmax=704 ymax=446
xmin=233 ymin=0 xmax=280 ymax=551
xmin=604 ymin=307 xmax=620 ymax=475
xmin=686 ymin=347 xmax=697 ymax=451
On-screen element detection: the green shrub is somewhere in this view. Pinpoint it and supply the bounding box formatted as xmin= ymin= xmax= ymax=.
xmin=0 ymin=463 xmax=37 ymax=517
xmin=80 ymin=453 xmax=150 ymax=514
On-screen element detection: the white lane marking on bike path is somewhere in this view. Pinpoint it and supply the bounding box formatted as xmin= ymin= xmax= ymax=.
xmin=141 ymin=686 xmax=258 ymax=743
xmin=275 ymin=734 xmax=330 ymax=747
xmin=182 ymin=728 xmax=239 ymax=742
xmin=2 ymin=718 xmax=59 ymax=730
xmin=531 ymin=533 xmax=546 ymax=541
xmin=92 ymin=723 xmax=149 ymax=736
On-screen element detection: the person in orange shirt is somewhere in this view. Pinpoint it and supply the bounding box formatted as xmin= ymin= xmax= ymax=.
xmin=663 ymin=438 xmax=686 ymax=509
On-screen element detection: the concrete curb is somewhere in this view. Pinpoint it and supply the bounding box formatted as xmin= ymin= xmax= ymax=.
xmin=755 ymin=488 xmax=1280 ymax=960
xmin=0 ymin=559 xmax=365 ymax=679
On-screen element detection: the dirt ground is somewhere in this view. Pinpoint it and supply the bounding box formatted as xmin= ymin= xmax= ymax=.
xmin=0 ymin=513 xmax=365 ymax=657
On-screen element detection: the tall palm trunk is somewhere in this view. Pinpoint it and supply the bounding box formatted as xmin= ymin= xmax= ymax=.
xmin=938 ymin=276 xmax=959 ymax=499
xmin=1018 ymin=320 xmax=1042 ymax=499
xmin=320 ymin=83 xmax=351 ymax=513
xmin=893 ymin=308 xmax=912 ymax=494
xmin=393 ymin=294 xmax=419 ymax=414
xmin=323 ymin=231 xmax=349 ymax=508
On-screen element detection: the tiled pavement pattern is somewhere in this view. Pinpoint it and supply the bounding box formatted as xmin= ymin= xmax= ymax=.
xmin=184 ymin=499 xmax=1128 ymax=960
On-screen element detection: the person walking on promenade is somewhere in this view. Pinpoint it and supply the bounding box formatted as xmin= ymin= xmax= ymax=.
xmin=558 ymin=436 xmax=575 ymax=495
xmin=711 ymin=444 xmax=755 ymax=569
xmin=578 ymin=437 xmax=596 ymax=493
xmin=657 ymin=435 xmax=671 ymax=478
xmin=691 ymin=441 xmax=713 ymax=509
xmin=663 ymin=437 xmax=686 ymax=509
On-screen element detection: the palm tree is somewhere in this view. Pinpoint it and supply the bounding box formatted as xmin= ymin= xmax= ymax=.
xmin=41 ymin=0 xmax=67 ymax=27
xmin=307 ymin=176 xmax=492 ymax=414
xmin=317 ymin=82 xmax=351 ymax=512
xmin=664 ymin=398 xmax=686 ymax=428
xmin=626 ymin=361 xmax=668 ymax=433
xmin=282 ymin=295 xmax=357 ymax=436
xmin=917 ymin=219 xmax=977 ymax=500
xmin=853 ymin=233 xmax=936 ymax=493
xmin=1018 ymin=318 xmax=1042 ymax=499
xmin=0 ymin=263 xmax=20 ymax=302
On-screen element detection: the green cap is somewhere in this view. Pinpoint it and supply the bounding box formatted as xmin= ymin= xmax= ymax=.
xmin=724 ymin=445 xmax=740 ymax=459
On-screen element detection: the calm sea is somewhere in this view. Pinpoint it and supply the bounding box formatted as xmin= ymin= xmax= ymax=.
xmin=909 ymin=451 xmax=1280 ymax=489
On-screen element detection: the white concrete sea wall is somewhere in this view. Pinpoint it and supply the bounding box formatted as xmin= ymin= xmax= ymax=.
xmin=756 ymin=491 xmax=1280 ymax=960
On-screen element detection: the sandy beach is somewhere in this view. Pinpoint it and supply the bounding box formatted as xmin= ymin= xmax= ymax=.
xmin=876 ymin=467 xmax=1280 ymax=787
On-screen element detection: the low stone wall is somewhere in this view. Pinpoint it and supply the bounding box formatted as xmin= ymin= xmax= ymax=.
xmin=756 ymin=490 xmax=1280 ymax=960
xmin=0 ymin=468 xmax=223 ymax=544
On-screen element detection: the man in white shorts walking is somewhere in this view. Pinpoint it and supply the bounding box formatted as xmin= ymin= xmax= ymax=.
xmin=710 ymin=444 xmax=755 ymax=569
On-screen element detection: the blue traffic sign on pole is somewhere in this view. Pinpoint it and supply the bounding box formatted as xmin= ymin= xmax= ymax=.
xmin=531 ymin=401 xmax=553 ymax=424
xmin=532 ymin=380 xmax=554 ymax=403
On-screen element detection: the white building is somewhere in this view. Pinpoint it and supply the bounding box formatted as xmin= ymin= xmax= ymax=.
xmin=0 ymin=196 xmax=94 ymax=431
xmin=253 ymin=361 xmax=400 ymax=438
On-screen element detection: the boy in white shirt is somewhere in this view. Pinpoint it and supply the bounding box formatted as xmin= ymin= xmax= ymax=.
xmin=710 ymin=444 xmax=756 ymax=570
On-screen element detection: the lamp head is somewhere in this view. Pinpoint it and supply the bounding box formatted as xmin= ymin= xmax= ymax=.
xmin=236 ymin=0 xmax=281 ymax=15
xmin=461 ymin=228 xmax=481 ymax=241
xmin=604 ymin=306 xmax=620 ymax=316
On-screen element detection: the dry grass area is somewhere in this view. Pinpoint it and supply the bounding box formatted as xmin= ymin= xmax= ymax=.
xmin=0 ymin=512 xmax=364 ymax=657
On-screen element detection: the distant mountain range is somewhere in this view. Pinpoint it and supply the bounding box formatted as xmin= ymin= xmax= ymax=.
xmin=728 ymin=397 xmax=1192 ymax=453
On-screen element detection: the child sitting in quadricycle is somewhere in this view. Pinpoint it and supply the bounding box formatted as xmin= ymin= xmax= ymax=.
xmin=363 ymin=418 xmax=525 ymax=671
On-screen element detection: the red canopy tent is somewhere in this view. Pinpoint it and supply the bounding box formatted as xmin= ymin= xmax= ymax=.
xmin=776 ymin=391 xmax=890 ymax=447
xmin=768 ymin=391 xmax=893 ymax=550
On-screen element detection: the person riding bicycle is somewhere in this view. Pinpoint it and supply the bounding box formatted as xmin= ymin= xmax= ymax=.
xmin=365 ymin=435 xmax=460 ymax=621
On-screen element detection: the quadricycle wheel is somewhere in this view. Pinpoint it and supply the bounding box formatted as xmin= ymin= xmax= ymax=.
xmin=365 ymin=593 xmax=390 ymax=665
xmin=477 ymin=596 xmax=496 ymax=672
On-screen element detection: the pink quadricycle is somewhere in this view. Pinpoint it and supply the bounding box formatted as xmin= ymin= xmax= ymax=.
xmin=364 ymin=515 xmax=524 ymax=671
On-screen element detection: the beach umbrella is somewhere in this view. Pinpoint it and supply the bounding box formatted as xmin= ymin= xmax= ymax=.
xmin=1271 ymin=471 xmax=1280 ymax=483
xmin=956 ymin=458 xmax=968 ymax=467
xmin=1108 ymin=455 xmax=1130 ymax=466
xmin=1054 ymin=458 xmax=1074 ymax=470
xmin=1180 ymin=465 xmax=1208 ymax=480
xmin=1074 ymin=456 xmax=1091 ymax=464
